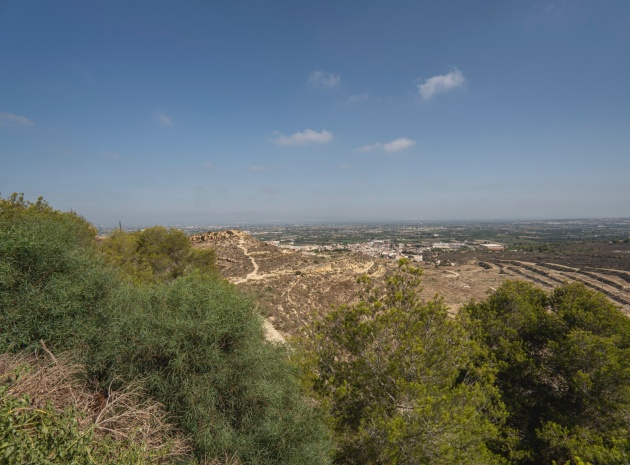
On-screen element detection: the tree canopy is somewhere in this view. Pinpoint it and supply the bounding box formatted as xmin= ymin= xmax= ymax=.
xmin=465 ymin=280 xmax=630 ymax=465
xmin=300 ymin=260 xmax=506 ymax=465
xmin=100 ymin=226 xmax=217 ymax=283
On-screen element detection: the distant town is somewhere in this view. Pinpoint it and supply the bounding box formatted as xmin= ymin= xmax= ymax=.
xmin=98 ymin=218 xmax=630 ymax=264
xmin=267 ymin=238 xmax=506 ymax=262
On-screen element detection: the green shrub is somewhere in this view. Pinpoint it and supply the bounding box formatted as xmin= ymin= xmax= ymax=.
xmin=465 ymin=281 xmax=630 ymax=464
xmin=0 ymin=195 xmax=115 ymax=353
xmin=0 ymin=194 xmax=332 ymax=464
xmin=93 ymin=273 xmax=332 ymax=464
xmin=100 ymin=226 xmax=217 ymax=283
xmin=299 ymin=260 xmax=505 ymax=465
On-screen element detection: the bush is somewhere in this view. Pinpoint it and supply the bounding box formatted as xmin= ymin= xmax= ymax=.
xmin=100 ymin=226 xmax=217 ymax=283
xmin=0 ymin=194 xmax=332 ymax=464
xmin=0 ymin=351 xmax=190 ymax=465
xmin=0 ymin=194 xmax=115 ymax=352
xmin=299 ymin=260 xmax=505 ymax=465
xmin=465 ymin=281 xmax=630 ymax=464
xmin=93 ymin=273 xmax=332 ymax=464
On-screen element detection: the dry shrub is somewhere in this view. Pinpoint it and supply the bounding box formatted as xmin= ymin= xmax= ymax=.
xmin=0 ymin=343 xmax=191 ymax=461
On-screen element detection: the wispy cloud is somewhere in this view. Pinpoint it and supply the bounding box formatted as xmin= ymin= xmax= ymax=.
xmin=0 ymin=112 xmax=33 ymax=127
xmin=156 ymin=112 xmax=173 ymax=126
xmin=383 ymin=138 xmax=416 ymax=152
xmin=271 ymin=129 xmax=334 ymax=146
xmin=347 ymin=93 xmax=368 ymax=103
xmin=248 ymin=164 xmax=268 ymax=172
xmin=357 ymin=137 xmax=416 ymax=153
xmin=100 ymin=150 xmax=119 ymax=159
xmin=308 ymin=70 xmax=341 ymax=89
xmin=527 ymin=0 xmax=594 ymax=27
xmin=416 ymin=68 xmax=465 ymax=101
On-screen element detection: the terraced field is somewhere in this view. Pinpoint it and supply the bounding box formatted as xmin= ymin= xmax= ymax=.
xmin=482 ymin=259 xmax=630 ymax=315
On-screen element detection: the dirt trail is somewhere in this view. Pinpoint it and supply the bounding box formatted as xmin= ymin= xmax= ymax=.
xmin=232 ymin=239 xmax=288 ymax=342
xmin=231 ymin=238 xmax=308 ymax=284
xmin=263 ymin=320 xmax=285 ymax=343
xmin=283 ymin=277 xmax=301 ymax=307
xmin=231 ymin=238 xmax=260 ymax=284
xmin=443 ymin=270 xmax=460 ymax=278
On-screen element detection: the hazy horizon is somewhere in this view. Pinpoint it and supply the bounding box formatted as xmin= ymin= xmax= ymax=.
xmin=95 ymin=216 xmax=630 ymax=231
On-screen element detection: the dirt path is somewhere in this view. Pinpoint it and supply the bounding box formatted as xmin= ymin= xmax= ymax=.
xmin=232 ymin=240 xmax=288 ymax=342
xmin=370 ymin=263 xmax=387 ymax=278
xmin=263 ymin=320 xmax=285 ymax=343
xmin=357 ymin=260 xmax=374 ymax=274
xmin=443 ymin=270 xmax=460 ymax=278
xmin=283 ymin=276 xmax=302 ymax=307
xmin=232 ymin=238 xmax=260 ymax=284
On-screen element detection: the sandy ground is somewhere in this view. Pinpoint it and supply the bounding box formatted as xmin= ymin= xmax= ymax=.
xmin=194 ymin=232 xmax=630 ymax=341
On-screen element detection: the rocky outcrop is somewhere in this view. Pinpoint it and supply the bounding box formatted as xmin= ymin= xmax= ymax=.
xmin=190 ymin=229 xmax=249 ymax=243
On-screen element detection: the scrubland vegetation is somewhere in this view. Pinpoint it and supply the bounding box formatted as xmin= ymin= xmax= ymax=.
xmin=2 ymin=194 xmax=630 ymax=464
xmin=0 ymin=194 xmax=330 ymax=464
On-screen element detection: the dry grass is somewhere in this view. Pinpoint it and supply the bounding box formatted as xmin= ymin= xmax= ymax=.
xmin=0 ymin=342 xmax=191 ymax=460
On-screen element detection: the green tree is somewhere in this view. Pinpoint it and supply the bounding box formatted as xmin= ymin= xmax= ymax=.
xmin=100 ymin=226 xmax=216 ymax=283
xmin=300 ymin=260 xmax=505 ymax=465
xmin=465 ymin=280 xmax=630 ymax=464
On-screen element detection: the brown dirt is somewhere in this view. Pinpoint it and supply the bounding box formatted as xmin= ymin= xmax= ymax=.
xmin=194 ymin=232 xmax=630 ymax=338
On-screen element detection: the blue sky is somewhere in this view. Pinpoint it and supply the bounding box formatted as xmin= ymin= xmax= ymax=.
xmin=1 ymin=1 xmax=629 ymax=226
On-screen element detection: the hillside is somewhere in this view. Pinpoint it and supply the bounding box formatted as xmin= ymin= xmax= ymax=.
xmin=193 ymin=230 xmax=630 ymax=337
xmin=192 ymin=231 xmax=506 ymax=335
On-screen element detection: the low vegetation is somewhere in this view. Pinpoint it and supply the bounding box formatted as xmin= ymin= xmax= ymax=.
xmin=465 ymin=281 xmax=630 ymax=464
xmin=0 ymin=194 xmax=331 ymax=464
xmin=0 ymin=351 xmax=188 ymax=464
xmin=299 ymin=260 xmax=630 ymax=464
xmin=2 ymin=193 xmax=630 ymax=464
xmin=298 ymin=261 xmax=506 ymax=465
xmin=101 ymin=226 xmax=217 ymax=283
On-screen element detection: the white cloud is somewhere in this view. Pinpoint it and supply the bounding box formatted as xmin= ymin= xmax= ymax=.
xmin=416 ymin=68 xmax=465 ymax=100
xmin=248 ymin=164 xmax=268 ymax=172
xmin=357 ymin=137 xmax=416 ymax=153
xmin=156 ymin=112 xmax=172 ymax=126
xmin=308 ymin=70 xmax=341 ymax=88
xmin=100 ymin=150 xmax=119 ymax=159
xmin=0 ymin=112 xmax=33 ymax=127
xmin=271 ymin=129 xmax=334 ymax=146
xmin=382 ymin=138 xmax=416 ymax=152
xmin=347 ymin=93 xmax=368 ymax=103
xmin=356 ymin=143 xmax=380 ymax=153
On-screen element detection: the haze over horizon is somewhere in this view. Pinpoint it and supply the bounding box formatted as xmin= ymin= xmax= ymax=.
xmin=1 ymin=1 xmax=629 ymax=226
